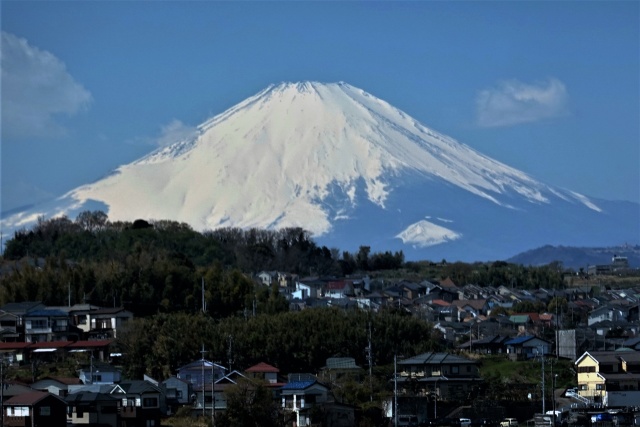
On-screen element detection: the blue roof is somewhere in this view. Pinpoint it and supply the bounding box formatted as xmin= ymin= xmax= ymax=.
xmin=26 ymin=310 xmax=68 ymax=317
xmin=504 ymin=336 xmax=536 ymax=345
xmin=281 ymin=380 xmax=315 ymax=390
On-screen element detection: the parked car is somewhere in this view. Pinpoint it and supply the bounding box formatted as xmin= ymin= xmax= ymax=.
xmin=460 ymin=419 xmax=472 ymax=427
xmin=564 ymin=388 xmax=578 ymax=397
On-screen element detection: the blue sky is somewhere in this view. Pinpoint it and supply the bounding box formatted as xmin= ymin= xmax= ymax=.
xmin=2 ymin=1 xmax=639 ymax=215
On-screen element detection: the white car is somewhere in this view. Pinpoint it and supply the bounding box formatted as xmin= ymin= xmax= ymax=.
xmin=565 ymin=388 xmax=578 ymax=397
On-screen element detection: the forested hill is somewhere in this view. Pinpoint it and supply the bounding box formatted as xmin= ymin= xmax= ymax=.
xmin=0 ymin=211 xmax=566 ymax=316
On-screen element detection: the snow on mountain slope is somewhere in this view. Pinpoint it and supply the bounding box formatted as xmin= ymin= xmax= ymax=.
xmin=66 ymin=82 xmax=596 ymax=234
xmin=3 ymin=81 xmax=632 ymax=260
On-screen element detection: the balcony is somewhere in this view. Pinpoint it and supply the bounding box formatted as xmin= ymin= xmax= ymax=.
xmin=26 ymin=327 xmax=51 ymax=334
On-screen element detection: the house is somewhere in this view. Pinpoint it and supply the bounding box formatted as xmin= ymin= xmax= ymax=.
xmin=281 ymin=377 xmax=332 ymax=427
xmin=504 ymin=336 xmax=551 ymax=360
xmin=396 ymin=352 xmax=481 ymax=403
xmin=161 ymin=376 xmax=192 ymax=412
xmin=292 ymin=280 xmax=320 ymax=300
xmin=176 ymin=359 xmax=226 ymax=389
xmin=0 ymin=311 xmax=22 ymax=342
xmin=3 ymin=391 xmax=67 ymax=427
xmin=319 ymin=357 xmax=363 ymax=383
xmin=87 ymin=307 xmax=133 ymax=340
xmin=323 ymin=280 xmax=354 ymax=299
xmin=30 ymin=376 xmax=82 ymax=397
xmin=245 ymin=362 xmax=284 ymax=387
xmin=451 ymin=299 xmax=488 ymax=320
xmin=458 ymin=335 xmax=511 ymax=354
xmin=111 ymin=380 xmax=163 ymax=427
xmin=78 ymin=362 xmax=122 ymax=385
xmin=588 ymin=305 xmax=629 ymax=326
xmin=0 ymin=302 xmax=46 ymax=342
xmin=24 ymin=309 xmax=76 ymax=343
xmin=575 ymin=350 xmax=640 ymax=406
xmin=65 ymin=391 xmax=120 ymax=427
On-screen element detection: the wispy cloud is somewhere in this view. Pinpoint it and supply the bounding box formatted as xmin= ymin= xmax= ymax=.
xmin=155 ymin=119 xmax=197 ymax=147
xmin=476 ymin=78 xmax=568 ymax=127
xmin=1 ymin=31 xmax=92 ymax=139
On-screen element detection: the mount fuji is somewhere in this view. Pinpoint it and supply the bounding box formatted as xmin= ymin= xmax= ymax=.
xmin=2 ymin=81 xmax=637 ymax=261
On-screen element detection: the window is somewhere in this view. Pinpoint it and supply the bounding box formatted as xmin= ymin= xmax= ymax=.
xmin=451 ymin=366 xmax=459 ymax=374
xmin=39 ymin=406 xmax=50 ymax=416
xmin=578 ymin=366 xmax=596 ymax=373
xmin=10 ymin=407 xmax=30 ymax=416
xmin=596 ymin=384 xmax=605 ymax=390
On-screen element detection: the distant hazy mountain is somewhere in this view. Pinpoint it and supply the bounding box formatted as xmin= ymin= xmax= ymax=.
xmin=507 ymin=244 xmax=640 ymax=270
xmin=2 ymin=82 xmax=637 ymax=261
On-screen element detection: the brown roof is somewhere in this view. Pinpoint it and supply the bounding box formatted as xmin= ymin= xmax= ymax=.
xmin=5 ymin=391 xmax=51 ymax=406
xmin=246 ymin=362 xmax=279 ymax=373
xmin=35 ymin=377 xmax=82 ymax=386
xmin=439 ymin=277 xmax=458 ymax=288
xmin=452 ymin=299 xmax=487 ymax=311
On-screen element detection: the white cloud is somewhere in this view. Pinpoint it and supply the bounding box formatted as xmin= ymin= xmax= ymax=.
xmin=155 ymin=119 xmax=197 ymax=147
xmin=1 ymin=31 xmax=92 ymax=139
xmin=476 ymin=78 xmax=568 ymax=127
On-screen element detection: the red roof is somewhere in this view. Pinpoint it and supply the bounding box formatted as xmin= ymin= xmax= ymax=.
xmin=245 ymin=362 xmax=279 ymax=373
xmin=67 ymin=339 xmax=113 ymax=348
xmin=0 ymin=342 xmax=30 ymax=350
xmin=431 ymin=299 xmax=451 ymax=307
xmin=29 ymin=341 xmax=72 ymax=349
xmin=325 ymin=281 xmax=348 ymax=290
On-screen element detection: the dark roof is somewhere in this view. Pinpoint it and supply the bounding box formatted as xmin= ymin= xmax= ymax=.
xmin=66 ymin=392 xmax=119 ymax=403
xmin=90 ymin=307 xmax=131 ymax=315
xmin=116 ymin=380 xmax=161 ymax=395
xmin=398 ymin=352 xmax=477 ymax=365
xmin=25 ymin=309 xmax=69 ymax=317
xmin=0 ymin=301 xmax=44 ymax=314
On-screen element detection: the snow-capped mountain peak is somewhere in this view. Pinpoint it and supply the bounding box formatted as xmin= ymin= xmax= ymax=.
xmin=3 ymin=81 xmax=635 ymax=260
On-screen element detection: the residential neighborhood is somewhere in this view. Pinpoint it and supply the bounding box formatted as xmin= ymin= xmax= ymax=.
xmin=0 ymin=260 xmax=639 ymax=426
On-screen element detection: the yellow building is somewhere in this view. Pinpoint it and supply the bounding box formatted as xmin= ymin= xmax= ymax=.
xmin=574 ymin=351 xmax=640 ymax=404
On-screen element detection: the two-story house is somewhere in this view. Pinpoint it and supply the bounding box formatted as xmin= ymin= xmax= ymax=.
xmin=87 ymin=307 xmax=133 ymax=340
xmin=65 ymin=391 xmax=120 ymax=427
xmin=24 ymin=309 xmax=76 ymax=343
xmin=111 ymin=380 xmax=163 ymax=427
xmin=396 ymin=352 xmax=481 ymax=405
xmin=281 ymin=376 xmax=332 ymax=427
xmin=3 ymin=391 xmax=67 ymax=427
xmin=575 ymin=350 xmax=640 ymax=406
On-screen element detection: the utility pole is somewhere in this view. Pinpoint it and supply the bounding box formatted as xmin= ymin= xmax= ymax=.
xmin=541 ymin=346 xmax=545 ymax=414
xmin=394 ymin=354 xmax=398 ymax=427
xmin=366 ymin=321 xmax=373 ymax=402
xmin=201 ymin=344 xmax=206 ymax=419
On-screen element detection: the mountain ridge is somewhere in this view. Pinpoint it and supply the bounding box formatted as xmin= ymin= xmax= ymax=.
xmin=1 ymin=81 xmax=637 ymax=261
